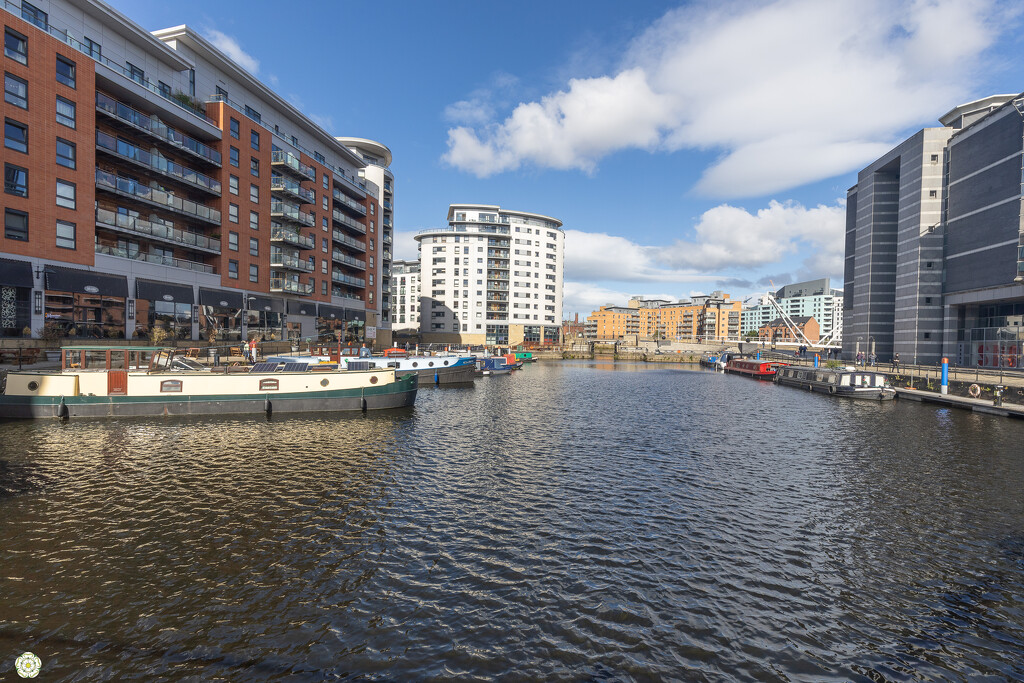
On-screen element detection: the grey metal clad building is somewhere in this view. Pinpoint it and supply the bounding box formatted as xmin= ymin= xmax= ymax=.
xmin=843 ymin=93 xmax=1024 ymax=368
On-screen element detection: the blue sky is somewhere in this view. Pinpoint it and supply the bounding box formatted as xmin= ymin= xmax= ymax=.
xmin=109 ymin=0 xmax=1024 ymax=315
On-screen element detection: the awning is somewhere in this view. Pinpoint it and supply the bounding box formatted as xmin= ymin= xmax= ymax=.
xmin=135 ymin=279 xmax=194 ymax=304
xmin=247 ymin=295 xmax=284 ymax=313
xmin=198 ymin=288 xmax=244 ymax=309
xmin=346 ymin=308 xmax=366 ymax=322
xmin=318 ymin=304 xmax=345 ymax=320
xmin=286 ymin=299 xmax=317 ymax=316
xmin=44 ymin=266 xmax=128 ymax=297
xmin=0 ymin=257 xmax=33 ymax=288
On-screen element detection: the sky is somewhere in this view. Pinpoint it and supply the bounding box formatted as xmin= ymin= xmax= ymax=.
xmin=109 ymin=0 xmax=1024 ymax=316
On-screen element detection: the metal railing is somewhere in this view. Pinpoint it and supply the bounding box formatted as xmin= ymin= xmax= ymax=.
xmin=332 ymin=209 xmax=366 ymax=233
xmin=331 ymin=272 xmax=366 ymax=287
xmin=95 ymin=92 xmax=220 ymax=165
xmin=331 ymin=252 xmax=366 ymax=269
xmin=96 ymin=130 xmax=221 ymax=194
xmin=95 ymin=169 xmax=221 ymax=224
xmin=96 ymin=207 xmax=220 ymax=252
xmin=270 ymin=176 xmax=315 ymax=203
xmin=332 ymin=189 xmax=367 ymax=215
xmin=270 ymin=201 xmax=315 ymax=227
xmin=270 ymin=150 xmax=316 ymax=180
xmin=269 ymin=278 xmax=313 ymax=294
xmin=332 ymin=230 xmax=366 ymax=251
xmin=270 ymin=254 xmax=314 ymax=272
xmin=270 ymin=226 xmax=314 ymax=250
xmin=95 ymin=243 xmax=215 ymax=273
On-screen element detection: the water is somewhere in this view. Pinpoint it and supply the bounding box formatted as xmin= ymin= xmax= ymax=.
xmin=2 ymin=361 xmax=1023 ymax=681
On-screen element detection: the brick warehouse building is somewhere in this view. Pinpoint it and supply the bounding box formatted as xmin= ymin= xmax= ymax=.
xmin=2 ymin=0 xmax=392 ymax=346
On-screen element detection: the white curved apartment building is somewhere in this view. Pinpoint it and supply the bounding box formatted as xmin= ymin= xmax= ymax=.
xmin=414 ymin=204 xmax=564 ymax=346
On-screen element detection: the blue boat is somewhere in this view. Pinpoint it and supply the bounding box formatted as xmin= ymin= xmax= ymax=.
xmin=476 ymin=356 xmax=513 ymax=375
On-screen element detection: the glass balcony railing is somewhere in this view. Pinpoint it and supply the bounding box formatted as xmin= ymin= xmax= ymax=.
xmin=332 ymin=230 xmax=366 ymax=252
xmin=382 ymin=249 xmax=392 ymax=260
xmin=382 ymin=199 xmax=393 ymax=210
xmin=95 ymin=243 xmax=215 ymax=274
xmin=332 ymin=189 xmax=367 ymax=215
xmin=95 ymin=169 xmax=221 ymax=224
xmin=271 ymin=150 xmax=316 ymax=180
xmin=332 ymin=209 xmax=366 ymax=233
xmin=270 ymin=226 xmax=315 ymax=250
xmin=270 ymin=201 xmax=315 ymax=227
xmin=270 ymin=254 xmax=315 ymax=272
xmin=331 ymin=252 xmax=366 ymax=269
xmin=331 ymin=272 xmax=366 ymax=287
xmin=95 ymin=92 xmax=221 ymax=165
xmin=96 ymin=130 xmax=221 ymax=194
xmin=270 ymin=176 xmax=316 ymax=203
xmin=95 ymin=207 xmax=220 ymax=252
xmin=382 ymin=233 xmax=392 ymax=244
xmin=270 ymin=278 xmax=314 ymax=295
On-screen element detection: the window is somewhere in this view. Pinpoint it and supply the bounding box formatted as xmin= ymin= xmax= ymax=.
xmin=229 ymin=146 xmax=239 ymax=167
xmin=250 ymin=157 xmax=259 ymax=177
xmin=56 ymin=179 xmax=75 ymax=208
xmin=5 ymin=208 xmax=28 ymax=241
xmin=249 ymin=264 xmax=259 ymax=282
xmin=56 ymin=220 xmax=75 ymax=249
xmin=56 ymin=96 xmax=75 ymax=127
xmin=321 ymin=260 xmax=327 ymax=274
xmin=229 ymin=204 xmax=239 ymax=223
xmin=250 ymin=130 xmax=259 ymax=150
xmin=21 ymin=2 xmax=47 ymax=30
xmin=127 ymin=62 xmax=144 ymax=85
xmin=228 ymin=260 xmax=238 ymax=279
xmin=928 ymin=189 xmax=937 ymax=198
xmin=5 ymin=73 xmax=27 ymax=108
xmin=228 ymin=175 xmax=238 ymax=194
xmin=4 ymin=164 xmax=27 ymax=197
xmin=229 ymin=117 xmax=239 ymax=139
xmin=56 ymin=138 xmax=75 ymax=168
xmin=250 ymin=184 xmax=259 ymax=203
xmin=216 ymin=86 xmax=228 ymax=100
xmin=244 ymin=105 xmax=261 ymax=123
xmin=5 ymin=119 xmax=27 ymax=152
xmin=249 ymin=237 xmax=258 ymax=256
xmin=249 ymin=211 xmax=259 ymax=230
xmin=314 ymin=151 xmax=325 ymax=163
xmin=83 ymin=37 xmax=101 ymax=60
xmin=321 ymin=238 xmax=328 ymax=253
xmin=4 ymin=29 xmax=27 ymax=65
xmin=322 ymin=281 xmax=328 ymax=295
xmin=160 ymin=379 xmax=182 ymax=393
xmin=228 ymin=231 xmax=238 ymax=250
xmin=322 ymin=196 xmax=328 ymax=210
xmin=56 ymin=56 xmax=76 ymax=88
xmin=157 ymin=81 xmax=170 ymax=98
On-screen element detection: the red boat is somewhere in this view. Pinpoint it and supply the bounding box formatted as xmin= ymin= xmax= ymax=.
xmin=724 ymin=358 xmax=787 ymax=380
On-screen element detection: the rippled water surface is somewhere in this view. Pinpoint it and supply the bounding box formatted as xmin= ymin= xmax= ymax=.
xmin=2 ymin=361 xmax=1024 ymax=681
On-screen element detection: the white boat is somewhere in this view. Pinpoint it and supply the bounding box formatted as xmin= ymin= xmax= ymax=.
xmin=266 ymin=348 xmax=477 ymax=385
xmin=774 ymin=365 xmax=896 ymax=400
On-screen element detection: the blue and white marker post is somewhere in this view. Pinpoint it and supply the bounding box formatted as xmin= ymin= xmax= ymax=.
xmin=941 ymin=357 xmax=949 ymax=395
xmin=814 ymin=353 xmax=820 ymax=369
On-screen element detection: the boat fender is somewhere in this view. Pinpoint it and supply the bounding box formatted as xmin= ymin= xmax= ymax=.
xmin=808 ymin=384 xmax=813 ymax=391
xmin=434 ymin=371 xmax=439 ymax=385
xmin=828 ymin=385 xmax=835 ymax=395
xmin=264 ymin=396 xmax=272 ymax=416
xmin=58 ymin=396 xmax=69 ymax=421
xmin=968 ymin=383 xmax=981 ymax=399
xmin=360 ymin=397 xmax=367 ymax=412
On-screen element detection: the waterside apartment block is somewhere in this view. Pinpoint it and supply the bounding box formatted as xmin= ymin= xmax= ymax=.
xmin=586 ymin=292 xmax=742 ymax=342
xmin=2 ymin=0 xmax=390 ymax=345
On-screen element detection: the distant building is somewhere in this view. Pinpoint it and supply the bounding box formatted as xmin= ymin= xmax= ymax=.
xmin=758 ymin=317 xmax=820 ymax=344
xmin=741 ymin=278 xmax=843 ymax=342
xmin=390 ymin=260 xmax=420 ymax=333
xmin=585 ymin=292 xmax=742 ymax=341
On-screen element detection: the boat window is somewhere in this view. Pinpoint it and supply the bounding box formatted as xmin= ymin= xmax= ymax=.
xmin=259 ymin=379 xmax=279 ymax=391
xmin=411 ymin=362 xmax=418 ymax=368
xmin=160 ymin=379 xmax=182 ymax=392
xmin=840 ymin=375 xmax=850 ymax=386
xmin=428 ymin=361 xmax=434 ymax=367
xmin=443 ymin=360 xmax=449 ymax=366
xmin=370 ymin=375 xmax=378 ymax=384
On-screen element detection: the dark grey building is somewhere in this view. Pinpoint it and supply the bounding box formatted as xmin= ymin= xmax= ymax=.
xmin=842 ymin=94 xmax=1024 ymax=368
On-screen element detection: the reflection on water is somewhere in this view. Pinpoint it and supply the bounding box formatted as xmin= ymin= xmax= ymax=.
xmin=1 ymin=361 xmax=1023 ymax=680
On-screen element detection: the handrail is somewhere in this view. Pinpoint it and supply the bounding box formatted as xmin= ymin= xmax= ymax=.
xmin=95 ymin=92 xmax=221 ymax=165
xmin=271 ymin=150 xmax=316 ymax=180
xmin=269 ymin=278 xmax=314 ymax=294
xmin=332 ymin=230 xmax=366 ymax=251
xmin=332 ymin=209 xmax=366 ymax=233
xmin=95 ymin=169 xmax=221 ymax=224
xmin=96 ymin=207 xmax=220 ymax=252
xmin=96 ymin=130 xmax=221 ymax=194
xmin=270 ymin=254 xmax=314 ymax=272
xmin=270 ymin=201 xmax=315 ymax=227
xmin=270 ymin=226 xmax=315 ymax=249
xmin=95 ymin=243 xmax=215 ymax=273
xmin=270 ymin=176 xmax=315 ymax=203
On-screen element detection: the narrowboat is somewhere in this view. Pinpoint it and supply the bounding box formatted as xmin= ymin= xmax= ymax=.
xmin=774 ymin=365 xmax=896 ymax=400
xmin=476 ymin=356 xmax=513 ymax=375
xmin=502 ymin=353 xmax=524 ymax=369
xmin=267 ymin=348 xmax=477 ymax=385
xmin=724 ymin=358 xmax=787 ymax=380
xmin=514 ymin=351 xmax=536 ymax=363
xmin=698 ymin=354 xmax=720 ymax=368
xmin=0 ymin=346 xmax=417 ymax=420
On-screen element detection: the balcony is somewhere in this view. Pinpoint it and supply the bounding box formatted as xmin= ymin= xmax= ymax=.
xmin=95 ymin=243 xmax=214 ymax=274
xmin=95 ymin=207 xmax=220 ymax=253
xmin=382 ymin=233 xmax=392 ymax=244
xmin=332 ymin=230 xmax=366 ymax=252
xmin=271 ymin=150 xmax=316 ymax=180
xmin=487 ymin=282 xmax=509 ymax=291
xmin=382 ymin=217 xmax=393 ymax=228
xmin=270 ymin=226 xmax=315 ymax=250
xmin=270 ymin=278 xmax=314 ymax=295
xmin=96 ymin=130 xmax=221 ymax=195
xmin=271 ymin=201 xmax=315 ymax=227
xmin=487 ymin=260 xmax=509 ymax=269
xmin=332 ymin=272 xmax=366 ymax=288
xmin=270 ymin=176 xmax=315 ymax=204
xmin=382 ymin=199 xmax=393 ymax=210
xmin=331 ymin=287 xmax=363 ymax=301
xmin=95 ymin=169 xmax=221 ymax=225
xmin=270 ymin=253 xmax=315 ymax=273
xmin=95 ymin=92 xmax=221 ymax=166
xmin=487 ymin=270 xmax=509 ymax=280
xmin=486 ymin=294 xmax=509 ymax=302
xmin=331 ymin=252 xmax=366 ymax=269
xmin=332 ymin=189 xmax=367 ymax=216
xmin=332 ymin=209 xmax=366 ymax=233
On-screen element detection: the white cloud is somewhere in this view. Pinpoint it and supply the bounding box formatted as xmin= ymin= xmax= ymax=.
xmin=443 ymin=0 xmax=1010 ymax=196
xmin=564 ymin=229 xmax=713 ymax=283
xmin=562 ymin=282 xmax=635 ymax=316
xmin=392 ymin=230 xmax=421 ymax=262
xmin=204 ymin=29 xmax=259 ymax=75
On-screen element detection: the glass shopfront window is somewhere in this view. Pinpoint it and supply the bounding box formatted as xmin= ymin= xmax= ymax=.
xmin=245 ymin=310 xmax=284 ymax=341
xmin=134 ymin=299 xmax=192 ymax=340
xmin=199 ymin=305 xmax=242 ymax=342
xmin=44 ymin=291 xmax=126 ymax=339
xmin=316 ymin=316 xmax=346 ymax=342
xmin=0 ymin=285 xmax=30 ymax=337
xmin=345 ymin=318 xmax=364 ymax=344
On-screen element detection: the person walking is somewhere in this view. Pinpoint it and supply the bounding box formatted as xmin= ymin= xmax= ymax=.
xmin=890 ymin=352 xmax=900 ymax=371
xmin=869 ymin=351 xmax=876 ymax=367
xmin=857 ymin=351 xmax=863 ymax=366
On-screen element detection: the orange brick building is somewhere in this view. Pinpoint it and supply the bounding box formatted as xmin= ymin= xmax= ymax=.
xmin=757 ymin=316 xmax=820 ymax=344
xmin=586 ymin=293 xmax=742 ymax=341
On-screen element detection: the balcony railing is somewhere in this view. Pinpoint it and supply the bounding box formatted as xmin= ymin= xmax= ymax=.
xmin=382 ymin=199 xmax=393 ymax=210
xmin=332 ymin=230 xmax=366 ymax=252
xmin=96 ymin=207 xmax=220 ymax=253
xmin=332 ymin=209 xmax=366 ymax=233
xmin=331 ymin=252 xmax=366 ymax=269
xmin=332 ymin=189 xmax=367 ymax=215
xmin=271 ymin=150 xmax=316 ymax=180
xmin=383 ymin=234 xmax=393 ymax=244
xmin=487 ymin=270 xmax=509 ymax=280
xmin=270 ymin=278 xmax=314 ymax=295
xmin=95 ymin=169 xmax=221 ymax=224
xmin=95 ymin=243 xmax=215 ymax=274
xmin=270 ymin=175 xmax=315 ymax=203
xmin=270 ymin=254 xmax=315 ymax=272
xmin=95 ymin=92 xmax=221 ymax=166
xmin=331 ymin=272 xmax=366 ymax=287
xmin=96 ymin=130 xmax=221 ymax=195
xmin=331 ymin=287 xmax=363 ymax=301
xmin=270 ymin=226 xmax=315 ymax=250
xmin=382 ymin=217 xmax=393 ymax=228
xmin=270 ymin=201 xmax=315 ymax=227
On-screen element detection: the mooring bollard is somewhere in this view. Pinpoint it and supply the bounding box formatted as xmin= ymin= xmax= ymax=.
xmin=941 ymin=357 xmax=948 ymax=395
xmin=813 ymin=353 xmax=819 ymax=369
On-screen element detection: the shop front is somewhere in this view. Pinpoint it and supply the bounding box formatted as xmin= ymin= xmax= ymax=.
xmin=286 ymin=300 xmax=317 ymax=342
xmin=198 ymin=288 xmax=244 ymax=342
xmin=316 ymin=304 xmax=346 ymax=342
xmin=246 ymin=295 xmax=285 ymax=341
xmin=345 ymin=308 xmax=366 ymax=345
xmin=43 ymin=267 xmax=128 ymax=340
xmin=134 ymin=280 xmax=195 ymax=340
xmin=0 ymin=257 xmax=32 ymax=338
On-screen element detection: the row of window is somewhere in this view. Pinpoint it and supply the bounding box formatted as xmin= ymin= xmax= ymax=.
xmin=4 ymin=208 xmax=75 ymax=248
xmin=4 ymin=30 xmax=76 ymax=85
xmin=5 ymin=118 xmax=76 ymax=167
xmin=4 ymin=162 xmax=76 ymax=206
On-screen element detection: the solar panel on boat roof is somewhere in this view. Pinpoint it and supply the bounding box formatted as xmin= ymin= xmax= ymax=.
xmin=282 ymin=362 xmax=309 ymax=372
xmin=250 ymin=362 xmax=279 ymax=373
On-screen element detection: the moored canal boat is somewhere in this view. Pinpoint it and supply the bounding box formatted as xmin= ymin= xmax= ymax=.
xmin=476 ymin=356 xmax=513 ymax=375
xmin=725 ymin=358 xmax=787 ymax=380
xmin=0 ymin=346 xmax=417 ymax=419
xmin=774 ymin=365 xmax=896 ymax=400
xmin=267 ymin=349 xmax=477 ymax=385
